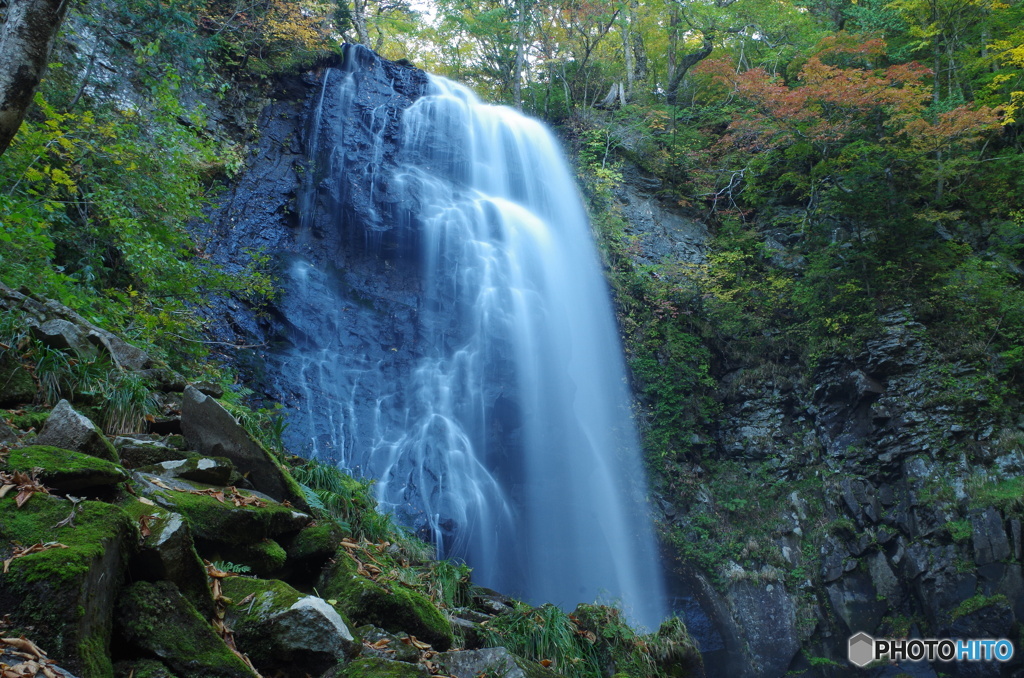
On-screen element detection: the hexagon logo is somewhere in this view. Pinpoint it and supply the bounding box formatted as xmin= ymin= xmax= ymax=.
xmin=848 ymin=632 xmax=875 ymax=668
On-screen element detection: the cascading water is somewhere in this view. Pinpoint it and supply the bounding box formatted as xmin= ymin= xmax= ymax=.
xmin=279 ymin=45 xmax=666 ymax=628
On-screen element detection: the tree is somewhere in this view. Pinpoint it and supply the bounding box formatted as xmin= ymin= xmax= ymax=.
xmin=0 ymin=0 xmax=72 ymax=158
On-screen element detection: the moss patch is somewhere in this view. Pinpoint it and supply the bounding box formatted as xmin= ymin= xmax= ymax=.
xmin=0 ymin=355 xmax=37 ymax=407
xmin=115 ymin=581 xmax=254 ymax=678
xmin=4 ymin=445 xmax=127 ymax=491
xmin=330 ymin=658 xmax=428 ymax=678
xmin=114 ymin=659 xmax=182 ymax=678
xmin=318 ymin=551 xmax=454 ymax=650
xmin=6 ymin=408 xmax=49 ymax=432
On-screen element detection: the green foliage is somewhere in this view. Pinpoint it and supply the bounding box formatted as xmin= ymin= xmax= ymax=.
xmin=949 ymin=594 xmax=1010 ymax=622
xmin=481 ymin=603 xmax=602 ymax=678
xmin=945 ymin=519 xmax=972 ymax=543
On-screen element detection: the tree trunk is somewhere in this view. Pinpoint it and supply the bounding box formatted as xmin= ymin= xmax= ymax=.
xmin=351 ymin=0 xmax=370 ymax=46
xmin=0 ymin=0 xmax=72 ymax=157
xmin=665 ymin=36 xmax=713 ymax=106
xmin=513 ymin=0 xmax=525 ymax=109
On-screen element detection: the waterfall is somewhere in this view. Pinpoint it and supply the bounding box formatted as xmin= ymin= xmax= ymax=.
xmin=280 ymin=45 xmax=666 ymax=628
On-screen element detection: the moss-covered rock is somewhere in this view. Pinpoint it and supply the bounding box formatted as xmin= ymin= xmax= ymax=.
xmin=287 ymin=521 xmax=346 ymax=562
xmin=4 ymin=445 xmax=128 ymax=492
xmin=137 ymin=458 xmax=235 ymax=486
xmin=356 ymin=626 xmax=422 ymax=664
xmin=206 ymin=538 xmax=288 ymax=578
xmin=0 ymin=353 xmax=37 ymax=407
xmin=131 ymin=472 xmax=310 ymax=545
xmin=115 ymin=581 xmax=255 ymax=678
xmin=220 ymin=576 xmax=358 ymax=677
xmin=116 ymin=439 xmax=195 ymax=469
xmin=318 ymin=550 xmax=455 ymax=651
xmin=438 ymin=648 xmax=562 ymax=678
xmin=328 ymin=658 xmax=429 ymax=678
xmin=120 ymin=499 xmax=216 ymax=617
xmin=0 ymin=494 xmax=135 ymax=678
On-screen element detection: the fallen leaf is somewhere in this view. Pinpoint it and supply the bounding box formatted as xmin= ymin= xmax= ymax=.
xmin=0 ymin=636 xmax=47 ymax=658
xmin=138 ymin=514 xmax=156 ymax=539
xmin=401 ymin=636 xmax=432 ymax=650
xmin=2 ymin=543 xmax=68 ymax=574
xmin=137 ymin=497 xmax=155 ymax=506
xmin=368 ymin=638 xmax=391 ymax=649
xmin=540 ymin=659 xmax=553 ymax=667
xmin=149 ymin=477 xmax=172 ymax=490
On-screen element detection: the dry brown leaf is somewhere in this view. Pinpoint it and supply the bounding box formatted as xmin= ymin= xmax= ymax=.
xmin=540 ymin=659 xmax=553 ymax=667
xmin=2 ymin=543 xmax=68 ymax=574
xmin=149 ymin=477 xmax=172 ymax=490
xmin=136 ymin=496 xmax=155 ymax=506
xmin=138 ymin=515 xmax=156 ymax=539
xmin=368 ymin=638 xmax=391 ymax=649
xmin=0 ymin=636 xmax=47 ymax=658
xmin=401 ymin=636 xmax=432 ymax=650
xmin=0 ymin=484 xmax=14 ymax=499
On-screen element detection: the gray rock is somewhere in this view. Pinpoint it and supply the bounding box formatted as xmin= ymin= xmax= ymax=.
xmin=35 ymin=400 xmax=118 ymax=462
xmin=724 ymin=577 xmax=800 ymax=677
xmin=826 ymin=571 xmax=886 ymax=635
xmin=222 ymin=577 xmax=359 ymax=677
xmin=439 ymin=647 xmax=558 ymax=678
xmin=30 ymin=319 xmax=95 ymax=357
xmin=971 ymin=508 xmax=1010 ymax=565
xmin=180 ymin=386 xmax=305 ymax=507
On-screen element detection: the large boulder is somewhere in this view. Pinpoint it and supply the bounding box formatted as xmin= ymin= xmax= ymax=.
xmin=317 ymin=549 xmax=455 ymax=651
xmin=221 ymin=577 xmax=359 ymax=677
xmin=31 ymin=319 xmax=96 ymax=357
xmin=0 ymin=494 xmax=135 ymax=678
xmin=115 ymin=581 xmax=255 ymax=678
xmin=180 ymin=387 xmax=305 ymax=508
xmin=35 ymin=400 xmax=118 ymax=463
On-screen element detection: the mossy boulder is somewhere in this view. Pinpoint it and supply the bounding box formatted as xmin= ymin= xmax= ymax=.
xmin=35 ymin=400 xmax=118 ymax=463
xmin=318 ymin=550 xmax=455 ymax=651
xmin=115 ymin=581 xmax=255 ymax=678
xmin=137 ymin=457 xmax=235 ymax=486
xmin=0 ymin=352 xmax=36 ymax=407
xmin=4 ymin=445 xmax=128 ymax=493
xmin=327 ymin=658 xmax=429 ymax=678
xmin=0 ymin=494 xmax=135 ymax=678
xmin=131 ymin=472 xmax=310 ymax=545
xmin=287 ymin=521 xmax=346 ymax=562
xmin=115 ymin=437 xmax=194 ymax=469
xmin=120 ymin=499 xmax=215 ymax=618
xmin=356 ymin=626 xmax=422 ymax=663
xmin=205 ymin=538 xmax=288 ymax=578
xmin=220 ymin=576 xmax=358 ymax=677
